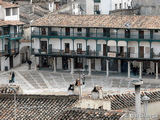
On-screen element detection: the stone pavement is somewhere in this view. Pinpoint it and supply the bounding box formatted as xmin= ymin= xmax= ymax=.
xmin=0 ymin=63 xmax=160 ymax=95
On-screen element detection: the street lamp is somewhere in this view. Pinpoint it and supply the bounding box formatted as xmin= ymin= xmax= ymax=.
xmin=9 ymin=87 xmax=17 ymax=120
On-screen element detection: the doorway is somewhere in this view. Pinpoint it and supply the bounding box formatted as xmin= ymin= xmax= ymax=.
xmin=77 ymin=43 xmax=82 ymax=54
xmin=40 ymin=41 xmax=47 ymax=52
xmin=65 ymin=28 xmax=70 ymax=36
xmin=65 ymin=43 xmax=70 ymax=53
xmin=75 ymin=58 xmax=83 ymax=68
xmin=139 ymin=46 xmax=144 ymax=58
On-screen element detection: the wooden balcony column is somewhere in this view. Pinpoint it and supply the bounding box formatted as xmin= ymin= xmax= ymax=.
xmin=139 ymin=62 xmax=142 ymax=79
xmin=138 ymin=42 xmax=140 ymax=58
xmin=118 ymin=60 xmax=121 ymax=73
xmin=53 ymin=57 xmax=56 ymax=73
xmin=88 ymin=59 xmax=91 ymax=75
xmin=106 ymin=60 xmax=109 ymax=77
xmin=155 ymin=62 xmax=158 ymax=79
xmin=149 ymin=42 xmax=152 ymax=58
xmin=126 ymin=42 xmax=128 ymax=58
xmin=128 ymin=61 xmax=130 ymax=78
xmin=60 ymin=39 xmax=62 ymax=54
xmin=70 ymin=58 xmax=74 ymax=74
xmin=116 ymin=41 xmax=118 ymax=57
xmin=34 ymin=55 xmax=37 ymax=71
xmin=2 ymin=37 xmax=4 ymax=54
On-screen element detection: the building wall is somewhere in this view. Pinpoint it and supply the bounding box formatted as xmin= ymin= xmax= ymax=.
xmin=121 ymin=101 xmax=160 ymax=119
xmin=0 ymin=6 xmax=5 ymax=20
xmin=74 ymin=98 xmax=111 ymax=110
xmin=0 ymin=56 xmax=9 ymax=71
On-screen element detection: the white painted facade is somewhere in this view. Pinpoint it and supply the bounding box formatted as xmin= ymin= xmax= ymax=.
xmin=95 ymin=0 xmax=132 ymax=14
xmin=0 ymin=6 xmax=19 ymax=21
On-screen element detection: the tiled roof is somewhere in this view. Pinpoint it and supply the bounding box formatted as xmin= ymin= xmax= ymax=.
xmin=31 ymin=14 xmax=160 ymax=29
xmin=0 ymin=94 xmax=78 ymax=120
xmin=58 ymin=108 xmax=125 ymax=120
xmin=0 ymin=20 xmax=25 ymax=26
xmin=0 ymin=0 xmax=18 ymax=8
xmin=104 ymin=90 xmax=160 ymax=110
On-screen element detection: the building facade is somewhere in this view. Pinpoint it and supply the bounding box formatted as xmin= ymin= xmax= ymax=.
xmin=94 ymin=0 xmax=132 ymax=14
xmin=30 ymin=14 xmax=160 ymax=79
xmin=0 ymin=0 xmax=24 ymax=71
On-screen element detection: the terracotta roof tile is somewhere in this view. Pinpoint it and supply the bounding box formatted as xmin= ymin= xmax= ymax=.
xmin=0 ymin=0 xmax=18 ymax=8
xmin=31 ymin=14 xmax=160 ymax=29
xmin=57 ymin=108 xmax=125 ymax=120
xmin=0 ymin=20 xmax=25 ymax=26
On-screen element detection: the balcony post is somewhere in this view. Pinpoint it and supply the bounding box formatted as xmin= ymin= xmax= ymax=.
xmin=70 ymin=58 xmax=74 ymax=74
xmin=139 ymin=62 xmax=142 ymax=79
xmin=60 ymin=39 xmax=62 ymax=54
xmin=118 ymin=60 xmax=121 ymax=73
xmin=53 ymin=57 xmax=56 ymax=73
xmin=86 ymin=40 xmax=87 ymax=55
xmin=126 ymin=42 xmax=128 ymax=58
xmin=128 ymin=61 xmax=130 ymax=78
xmin=39 ymin=27 xmax=40 ymax=35
xmin=96 ymin=40 xmax=97 ymax=56
xmin=2 ymin=38 xmax=4 ymax=54
xmin=72 ymin=39 xmax=74 ymax=53
xmin=73 ymin=28 xmax=74 ymax=37
xmin=88 ymin=59 xmax=91 ymax=75
xmin=116 ymin=41 xmax=118 ymax=57
xmin=150 ymin=42 xmax=152 ymax=58
xmin=138 ymin=42 xmax=140 ymax=58
xmin=155 ymin=62 xmax=158 ymax=79
xmin=106 ymin=60 xmax=109 ymax=77
xmin=34 ymin=55 xmax=37 ymax=71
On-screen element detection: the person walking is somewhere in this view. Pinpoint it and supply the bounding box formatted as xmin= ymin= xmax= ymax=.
xmin=12 ymin=72 xmax=15 ymax=83
xmin=9 ymin=73 xmax=12 ymax=83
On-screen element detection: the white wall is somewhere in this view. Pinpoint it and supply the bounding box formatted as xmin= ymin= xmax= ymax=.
xmin=0 ymin=56 xmax=9 ymax=71
xmin=86 ymin=0 xmax=94 ymax=14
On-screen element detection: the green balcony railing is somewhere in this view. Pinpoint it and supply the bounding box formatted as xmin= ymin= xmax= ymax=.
xmin=31 ymin=32 xmax=158 ymax=40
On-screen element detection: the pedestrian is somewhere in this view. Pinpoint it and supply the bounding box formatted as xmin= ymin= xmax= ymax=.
xmin=8 ymin=73 xmax=12 ymax=83
xmin=12 ymin=72 xmax=15 ymax=83
xmin=27 ymin=60 xmax=32 ymax=70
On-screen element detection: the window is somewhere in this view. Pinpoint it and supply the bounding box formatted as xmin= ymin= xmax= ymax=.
xmin=94 ymin=5 xmax=99 ymax=10
xmin=6 ymin=8 xmax=10 ymax=16
xmin=119 ymin=3 xmax=122 ymax=9
xmin=77 ymin=43 xmax=82 ymax=49
xmin=115 ymin=4 xmax=117 ymax=10
xmin=77 ymin=28 xmax=82 ymax=32
xmin=155 ymin=30 xmax=158 ymax=33
xmin=77 ymin=28 xmax=82 ymax=36
xmin=13 ymin=8 xmax=18 ymax=15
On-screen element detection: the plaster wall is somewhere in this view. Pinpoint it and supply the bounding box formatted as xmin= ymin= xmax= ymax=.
xmin=95 ymin=59 xmax=101 ymax=71
xmin=57 ymin=57 xmax=62 ymax=69
xmin=75 ymin=98 xmax=111 ymax=110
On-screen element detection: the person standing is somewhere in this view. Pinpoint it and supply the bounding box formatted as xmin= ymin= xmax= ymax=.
xmin=9 ymin=73 xmax=12 ymax=83
xmin=12 ymin=72 xmax=15 ymax=83
xmin=27 ymin=60 xmax=32 ymax=70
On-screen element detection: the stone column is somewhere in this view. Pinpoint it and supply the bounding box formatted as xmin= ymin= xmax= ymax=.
xmin=128 ymin=61 xmax=130 ymax=78
xmin=88 ymin=59 xmax=91 ymax=75
xmin=156 ymin=62 xmax=158 ymax=79
xmin=106 ymin=60 xmax=109 ymax=77
xmin=70 ymin=58 xmax=74 ymax=74
xmin=53 ymin=57 xmax=56 ymax=73
xmin=34 ymin=56 xmax=37 ymax=71
xmin=68 ymin=59 xmax=70 ymax=70
xmin=118 ymin=60 xmax=121 ymax=73
xmin=139 ymin=62 xmax=142 ymax=79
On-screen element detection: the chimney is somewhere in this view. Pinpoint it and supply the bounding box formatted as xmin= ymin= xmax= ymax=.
xmin=142 ymin=95 xmax=150 ymax=120
xmin=91 ymin=85 xmax=103 ymax=99
xmin=132 ymin=79 xmax=143 ymax=120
